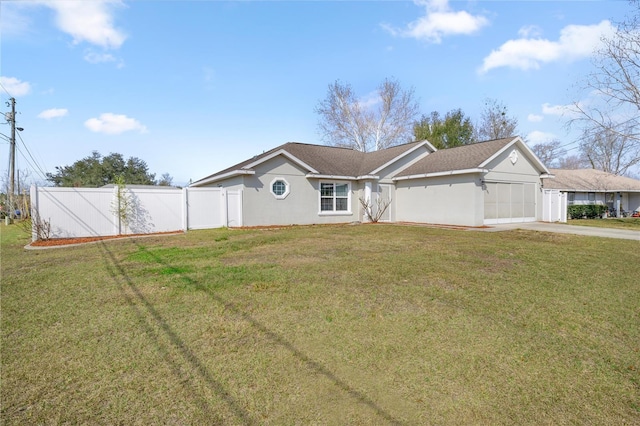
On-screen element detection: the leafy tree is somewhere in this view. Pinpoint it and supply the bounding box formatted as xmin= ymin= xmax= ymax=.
xmin=157 ymin=173 xmax=174 ymax=186
xmin=315 ymin=77 xmax=419 ymax=152
xmin=46 ymin=151 xmax=157 ymax=187
xmin=476 ymin=98 xmax=519 ymax=141
xmin=413 ymin=109 xmax=475 ymax=149
xmin=531 ymin=139 xmax=567 ymax=168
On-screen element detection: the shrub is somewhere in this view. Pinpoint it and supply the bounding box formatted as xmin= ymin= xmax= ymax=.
xmin=568 ymin=204 xmax=607 ymax=219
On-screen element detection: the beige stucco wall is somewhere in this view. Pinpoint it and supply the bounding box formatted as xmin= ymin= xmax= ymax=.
xmin=395 ymin=174 xmax=484 ymax=226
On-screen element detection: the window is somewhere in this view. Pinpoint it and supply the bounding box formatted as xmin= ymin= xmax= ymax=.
xmin=588 ymin=192 xmax=596 ymax=202
xmin=568 ymin=192 xmax=575 ymax=205
xmin=320 ymin=182 xmax=350 ymax=213
xmin=270 ymin=177 xmax=290 ymax=199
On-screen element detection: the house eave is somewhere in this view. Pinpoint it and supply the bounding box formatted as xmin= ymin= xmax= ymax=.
xmin=369 ymin=140 xmax=435 ymax=175
xmin=393 ymin=168 xmax=488 ymax=181
xmin=190 ymin=170 xmax=255 ymax=187
xmin=548 ymin=188 xmax=640 ymax=193
xmin=306 ymin=173 xmax=380 ymax=181
xmin=243 ymin=149 xmax=319 ymax=174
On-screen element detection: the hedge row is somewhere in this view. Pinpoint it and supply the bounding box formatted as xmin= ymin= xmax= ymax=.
xmin=567 ymin=204 xmax=607 ymax=219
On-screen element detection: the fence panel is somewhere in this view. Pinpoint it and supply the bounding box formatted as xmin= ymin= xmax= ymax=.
xmin=125 ymin=187 xmax=184 ymax=234
xmin=227 ymin=190 xmax=243 ymax=227
xmin=186 ymin=187 xmax=225 ymax=230
xmin=30 ymin=185 xmax=243 ymax=241
xmin=31 ymin=186 xmax=117 ymax=238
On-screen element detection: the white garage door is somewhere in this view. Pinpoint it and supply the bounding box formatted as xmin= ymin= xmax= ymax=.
xmin=484 ymin=182 xmax=536 ymax=224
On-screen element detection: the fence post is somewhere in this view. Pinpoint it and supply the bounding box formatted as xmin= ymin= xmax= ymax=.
xmin=182 ymin=187 xmax=189 ymax=231
xmin=221 ymin=188 xmax=228 ymax=227
xmin=112 ymin=185 xmax=120 ymax=235
xmin=30 ymin=184 xmax=37 ymax=242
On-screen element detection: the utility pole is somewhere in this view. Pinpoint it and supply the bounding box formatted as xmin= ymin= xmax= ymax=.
xmin=8 ymin=97 xmax=16 ymax=220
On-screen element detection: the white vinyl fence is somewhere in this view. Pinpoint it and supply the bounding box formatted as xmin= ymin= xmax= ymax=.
xmin=542 ymin=189 xmax=567 ymax=223
xmin=30 ymin=185 xmax=243 ymax=241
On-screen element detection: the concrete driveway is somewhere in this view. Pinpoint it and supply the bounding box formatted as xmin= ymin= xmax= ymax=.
xmin=478 ymin=222 xmax=640 ymax=241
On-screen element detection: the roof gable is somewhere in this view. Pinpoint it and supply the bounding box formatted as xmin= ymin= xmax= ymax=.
xmin=394 ymin=137 xmax=549 ymax=179
xmin=191 ymin=141 xmax=434 ymax=186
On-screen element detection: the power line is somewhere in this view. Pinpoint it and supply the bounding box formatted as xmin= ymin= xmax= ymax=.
xmin=16 ymin=132 xmax=49 ymax=181
xmin=0 ymin=80 xmax=16 ymax=99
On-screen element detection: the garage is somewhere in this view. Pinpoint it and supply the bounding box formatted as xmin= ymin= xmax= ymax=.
xmin=484 ymin=182 xmax=536 ymax=224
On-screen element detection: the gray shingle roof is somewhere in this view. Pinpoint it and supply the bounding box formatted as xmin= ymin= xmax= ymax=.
xmin=192 ymin=141 xmax=427 ymax=184
xmin=545 ymin=169 xmax=640 ymax=191
xmin=394 ymin=137 xmax=515 ymax=177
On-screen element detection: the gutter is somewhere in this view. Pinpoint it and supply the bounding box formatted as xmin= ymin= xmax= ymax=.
xmin=393 ymin=168 xmax=488 ymax=182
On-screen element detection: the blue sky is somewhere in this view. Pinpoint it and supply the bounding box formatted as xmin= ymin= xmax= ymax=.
xmin=0 ymin=0 xmax=632 ymax=187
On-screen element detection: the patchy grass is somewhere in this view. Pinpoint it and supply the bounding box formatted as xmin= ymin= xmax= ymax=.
xmin=568 ymin=217 xmax=640 ymax=230
xmin=2 ymin=223 xmax=639 ymax=425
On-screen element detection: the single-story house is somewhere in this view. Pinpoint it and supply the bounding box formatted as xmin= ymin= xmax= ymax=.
xmin=190 ymin=136 xmax=552 ymax=227
xmin=543 ymin=168 xmax=640 ymax=215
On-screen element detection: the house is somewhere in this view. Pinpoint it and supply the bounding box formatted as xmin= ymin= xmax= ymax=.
xmin=543 ymin=168 xmax=640 ymax=216
xmin=190 ymin=136 xmax=552 ymax=227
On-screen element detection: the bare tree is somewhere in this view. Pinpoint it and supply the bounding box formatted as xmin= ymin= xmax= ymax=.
xmin=475 ymin=98 xmax=519 ymax=141
xmin=315 ymin=77 xmax=419 ymax=152
xmin=571 ymin=1 xmax=640 ymax=173
xmin=557 ymin=154 xmax=589 ymax=169
xmin=531 ymin=139 xmax=567 ymax=168
xmin=580 ymin=124 xmax=640 ymax=175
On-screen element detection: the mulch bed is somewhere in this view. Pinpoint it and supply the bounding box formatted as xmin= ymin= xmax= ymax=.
xmin=29 ymin=231 xmax=185 ymax=247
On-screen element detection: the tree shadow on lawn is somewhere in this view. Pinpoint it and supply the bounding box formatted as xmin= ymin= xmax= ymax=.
xmin=100 ymin=241 xmax=403 ymax=424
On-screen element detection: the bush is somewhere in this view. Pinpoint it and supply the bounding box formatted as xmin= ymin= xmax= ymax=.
xmin=567 ymin=204 xmax=607 ymax=219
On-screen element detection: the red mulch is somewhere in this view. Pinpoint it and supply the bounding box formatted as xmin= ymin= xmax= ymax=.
xmin=30 ymin=231 xmax=185 ymax=247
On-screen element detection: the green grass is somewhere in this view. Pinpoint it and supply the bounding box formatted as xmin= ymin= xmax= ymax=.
xmin=568 ymin=217 xmax=640 ymax=230
xmin=2 ymin=223 xmax=639 ymax=424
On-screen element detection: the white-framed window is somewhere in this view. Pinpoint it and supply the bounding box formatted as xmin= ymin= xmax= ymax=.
xmin=270 ymin=177 xmax=290 ymax=200
xmin=568 ymin=192 xmax=575 ymax=205
xmin=319 ymin=182 xmax=350 ymax=214
xmin=588 ymin=192 xmax=596 ymax=202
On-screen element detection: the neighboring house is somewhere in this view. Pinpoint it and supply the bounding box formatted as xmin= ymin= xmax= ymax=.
xmin=191 ymin=136 xmax=552 ymax=227
xmin=543 ymin=168 xmax=640 ymax=215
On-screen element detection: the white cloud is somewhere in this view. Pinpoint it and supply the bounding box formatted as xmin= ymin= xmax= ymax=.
xmin=38 ymin=0 xmax=127 ymax=49
xmin=542 ymin=102 xmax=573 ymax=116
xmin=383 ymin=0 xmax=489 ymax=44
xmin=527 ymin=130 xmax=557 ymax=145
xmin=85 ymin=113 xmax=148 ymax=135
xmin=0 ymin=2 xmax=33 ymax=37
xmin=38 ymin=108 xmax=68 ymax=119
xmin=479 ymin=20 xmax=615 ymax=74
xmin=0 ymin=76 xmax=32 ymax=97
xmin=84 ymin=51 xmax=116 ymax=64
xmin=357 ymin=91 xmax=381 ymax=110
xmin=84 ymin=50 xmax=125 ymax=67
xmin=528 ymin=114 xmax=544 ymax=122
xmin=518 ymin=25 xmax=542 ymax=38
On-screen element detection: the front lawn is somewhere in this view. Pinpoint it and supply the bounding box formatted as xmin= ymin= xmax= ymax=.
xmin=2 ymin=223 xmax=639 ymax=424
xmin=568 ymin=217 xmax=640 ymax=230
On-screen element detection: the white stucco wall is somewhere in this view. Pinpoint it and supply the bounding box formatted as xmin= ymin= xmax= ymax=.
xmin=628 ymin=193 xmax=640 ymax=212
xmin=395 ymin=174 xmax=484 ymax=226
